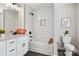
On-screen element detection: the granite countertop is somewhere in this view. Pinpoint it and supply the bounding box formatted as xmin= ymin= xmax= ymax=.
xmin=0 ymin=34 xmax=29 ymax=41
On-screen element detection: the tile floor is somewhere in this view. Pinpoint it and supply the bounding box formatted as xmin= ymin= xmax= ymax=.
xmin=58 ymin=50 xmax=79 ymax=56
xmin=24 ymin=50 xmax=79 ymax=56
xmin=24 ymin=51 xmax=49 ymax=56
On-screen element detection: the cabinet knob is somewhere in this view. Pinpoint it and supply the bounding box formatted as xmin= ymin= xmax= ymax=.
xmin=22 ymin=43 xmax=25 ymax=47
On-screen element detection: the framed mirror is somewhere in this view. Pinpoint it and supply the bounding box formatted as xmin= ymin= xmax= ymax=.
xmin=61 ymin=17 xmax=71 ymax=28
xmin=40 ymin=19 xmax=46 ymax=26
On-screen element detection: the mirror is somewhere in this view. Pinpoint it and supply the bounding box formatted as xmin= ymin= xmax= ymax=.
xmin=4 ymin=9 xmax=19 ymax=35
xmin=0 ymin=12 xmax=3 ymax=29
xmin=0 ymin=3 xmax=25 ymax=35
xmin=40 ymin=19 xmax=46 ymax=26
xmin=61 ymin=17 xmax=71 ymax=28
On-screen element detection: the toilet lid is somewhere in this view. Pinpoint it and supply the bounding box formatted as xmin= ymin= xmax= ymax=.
xmin=64 ymin=44 xmax=75 ymax=50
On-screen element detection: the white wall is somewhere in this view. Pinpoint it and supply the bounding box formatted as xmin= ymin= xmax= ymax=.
xmin=25 ymin=4 xmax=34 ymax=33
xmin=0 ymin=12 xmax=3 ymax=29
xmin=29 ymin=4 xmax=54 ymax=55
xmin=24 ymin=3 xmax=78 ymax=55
xmin=76 ymin=4 xmax=79 ymax=50
xmin=54 ymin=4 xmax=77 ymax=49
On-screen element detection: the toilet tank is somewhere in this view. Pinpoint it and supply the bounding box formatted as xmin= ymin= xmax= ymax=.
xmin=63 ymin=35 xmax=71 ymax=44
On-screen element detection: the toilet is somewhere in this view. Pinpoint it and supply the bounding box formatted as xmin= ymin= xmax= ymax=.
xmin=63 ymin=35 xmax=75 ymax=56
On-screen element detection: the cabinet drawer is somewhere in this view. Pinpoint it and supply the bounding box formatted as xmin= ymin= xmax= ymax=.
xmin=17 ymin=46 xmax=22 ymax=56
xmin=9 ymin=53 xmax=16 ymax=56
xmin=0 ymin=41 xmax=6 ymax=49
xmin=7 ymin=39 xmax=16 ymax=47
xmin=0 ymin=49 xmax=6 ymax=56
xmin=22 ymin=45 xmax=28 ymax=55
xmin=17 ymin=36 xmax=29 ymax=42
xmin=7 ymin=45 xmax=16 ymax=56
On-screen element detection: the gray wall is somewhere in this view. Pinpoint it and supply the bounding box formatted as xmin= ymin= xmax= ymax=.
xmin=54 ymin=3 xmax=77 ymax=49
xmin=76 ymin=4 xmax=79 ymax=50
xmin=29 ymin=4 xmax=54 ymax=55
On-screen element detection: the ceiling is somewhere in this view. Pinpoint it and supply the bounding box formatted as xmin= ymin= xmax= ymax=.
xmin=25 ymin=3 xmax=53 ymax=10
xmin=0 ymin=3 xmax=53 ymax=10
xmin=25 ymin=3 xmax=44 ymax=9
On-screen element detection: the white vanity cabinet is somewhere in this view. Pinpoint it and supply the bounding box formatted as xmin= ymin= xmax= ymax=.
xmin=22 ymin=39 xmax=28 ymax=55
xmin=17 ymin=36 xmax=29 ymax=56
xmin=0 ymin=49 xmax=6 ymax=56
xmin=0 ymin=35 xmax=29 ymax=56
xmin=7 ymin=35 xmax=29 ymax=56
xmin=6 ymin=38 xmax=17 ymax=56
xmin=0 ymin=41 xmax=6 ymax=56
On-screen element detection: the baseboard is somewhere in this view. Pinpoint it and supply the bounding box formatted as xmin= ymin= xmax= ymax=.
xmin=29 ymin=41 xmax=54 ymax=56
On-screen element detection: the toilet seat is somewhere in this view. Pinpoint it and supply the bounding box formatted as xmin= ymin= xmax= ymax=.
xmin=64 ymin=44 xmax=75 ymax=51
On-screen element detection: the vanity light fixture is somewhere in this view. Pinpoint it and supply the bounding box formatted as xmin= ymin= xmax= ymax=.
xmin=5 ymin=3 xmax=20 ymax=11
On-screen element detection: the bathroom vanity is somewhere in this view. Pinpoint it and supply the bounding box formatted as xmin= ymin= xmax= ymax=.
xmin=0 ymin=4 xmax=29 ymax=56
xmin=0 ymin=35 xmax=29 ymax=56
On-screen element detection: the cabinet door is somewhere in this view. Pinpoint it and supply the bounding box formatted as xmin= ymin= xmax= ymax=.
xmin=0 ymin=49 xmax=6 ymax=56
xmin=7 ymin=45 xmax=16 ymax=56
xmin=22 ymin=40 xmax=28 ymax=55
xmin=17 ymin=37 xmax=23 ymax=56
xmin=0 ymin=41 xmax=6 ymax=50
xmin=17 ymin=42 xmax=23 ymax=56
xmin=0 ymin=41 xmax=6 ymax=56
xmin=17 ymin=36 xmax=29 ymax=56
xmin=7 ymin=38 xmax=16 ymax=47
xmin=9 ymin=53 xmax=16 ymax=56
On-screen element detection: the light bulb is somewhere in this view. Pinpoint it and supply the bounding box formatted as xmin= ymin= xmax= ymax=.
xmin=6 ymin=3 xmax=12 ymax=6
